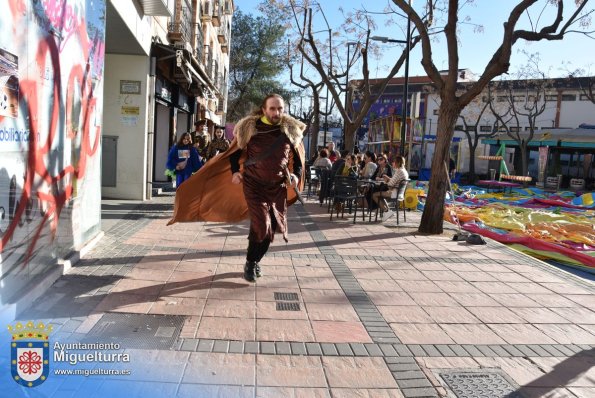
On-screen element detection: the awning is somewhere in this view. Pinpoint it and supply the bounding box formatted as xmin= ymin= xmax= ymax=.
xmin=137 ymin=0 xmax=173 ymax=17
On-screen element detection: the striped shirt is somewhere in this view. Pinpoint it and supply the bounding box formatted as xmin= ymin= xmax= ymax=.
xmin=386 ymin=167 xmax=409 ymax=188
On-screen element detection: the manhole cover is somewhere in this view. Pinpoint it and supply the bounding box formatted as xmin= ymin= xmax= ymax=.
xmin=276 ymin=302 xmax=301 ymax=311
xmin=440 ymin=371 xmax=522 ymax=398
xmin=274 ymin=292 xmax=299 ymax=301
xmin=82 ymin=313 xmax=185 ymax=350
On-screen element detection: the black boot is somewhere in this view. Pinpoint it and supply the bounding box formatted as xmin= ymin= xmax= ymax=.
xmin=255 ymin=263 xmax=262 ymax=278
xmin=244 ymin=261 xmax=257 ymax=282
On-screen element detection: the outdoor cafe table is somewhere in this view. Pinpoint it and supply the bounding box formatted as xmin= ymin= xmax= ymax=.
xmin=477 ymin=180 xmax=521 ymax=194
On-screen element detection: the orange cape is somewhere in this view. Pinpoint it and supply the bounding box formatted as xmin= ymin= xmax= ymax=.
xmin=167 ymin=137 xmax=305 ymax=225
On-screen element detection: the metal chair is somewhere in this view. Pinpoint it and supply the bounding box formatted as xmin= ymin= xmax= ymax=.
xmin=378 ymin=179 xmax=410 ymax=224
xmin=330 ymin=176 xmax=362 ymax=223
xmin=307 ymin=166 xmax=321 ymax=198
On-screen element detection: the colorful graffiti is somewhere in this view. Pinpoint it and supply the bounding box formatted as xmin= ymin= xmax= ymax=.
xmin=0 ymin=0 xmax=105 ymax=304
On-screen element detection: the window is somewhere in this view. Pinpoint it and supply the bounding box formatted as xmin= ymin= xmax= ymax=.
xmin=513 ymin=95 xmax=525 ymax=102
xmin=510 ymin=126 xmax=520 ymax=132
xmin=497 ymin=96 xmax=508 ymax=102
xmin=466 ymin=126 xmax=476 ymax=132
xmin=480 ymin=125 xmax=492 ymax=132
xmin=561 ymin=94 xmax=576 ymax=101
xmin=580 ymin=94 xmax=592 ymax=101
xmin=454 ymin=125 xmax=464 ymax=131
xmin=433 ymin=109 xmax=439 ymax=115
xmin=545 ymin=94 xmax=558 ymax=101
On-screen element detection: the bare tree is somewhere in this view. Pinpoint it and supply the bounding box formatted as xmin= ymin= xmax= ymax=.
xmin=457 ymin=88 xmax=500 ymax=182
xmin=289 ymin=3 xmax=424 ymax=151
xmin=392 ymin=0 xmax=592 ymax=234
xmin=489 ymin=77 xmax=551 ymax=179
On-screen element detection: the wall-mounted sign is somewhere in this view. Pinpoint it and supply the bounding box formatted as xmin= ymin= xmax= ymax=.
xmin=121 ymin=106 xmax=140 ymax=115
xmin=119 ymin=80 xmax=141 ymax=95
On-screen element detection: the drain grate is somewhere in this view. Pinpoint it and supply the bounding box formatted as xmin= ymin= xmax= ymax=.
xmin=274 ymin=292 xmax=299 ymax=301
xmin=82 ymin=313 xmax=185 ymax=350
xmin=276 ymin=302 xmax=301 ymax=311
xmin=440 ymin=371 xmax=522 ymax=398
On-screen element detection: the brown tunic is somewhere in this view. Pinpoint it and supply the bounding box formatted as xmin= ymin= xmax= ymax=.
xmin=167 ymin=115 xmax=305 ymax=230
xmin=243 ymin=123 xmax=294 ymax=243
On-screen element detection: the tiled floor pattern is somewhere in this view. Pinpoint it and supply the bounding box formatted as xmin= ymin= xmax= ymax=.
xmin=18 ymin=195 xmax=595 ymax=398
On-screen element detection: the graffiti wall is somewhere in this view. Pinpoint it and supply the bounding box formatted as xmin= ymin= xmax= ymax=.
xmin=0 ymin=0 xmax=105 ymax=306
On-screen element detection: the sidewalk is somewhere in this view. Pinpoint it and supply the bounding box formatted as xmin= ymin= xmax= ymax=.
xmin=3 ymin=193 xmax=594 ymax=398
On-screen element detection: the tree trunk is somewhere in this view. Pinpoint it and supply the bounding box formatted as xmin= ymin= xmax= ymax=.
xmin=418 ymin=103 xmax=459 ymax=235
xmin=344 ymin=123 xmax=357 ymax=152
xmin=520 ymin=142 xmax=529 ymax=185
xmin=468 ymin=145 xmax=477 ymax=183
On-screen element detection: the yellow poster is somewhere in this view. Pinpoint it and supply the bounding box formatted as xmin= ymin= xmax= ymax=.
xmin=121 ymin=106 xmax=140 ymax=115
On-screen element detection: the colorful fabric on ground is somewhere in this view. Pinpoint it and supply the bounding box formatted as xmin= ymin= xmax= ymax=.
xmin=419 ymin=184 xmax=595 ymax=270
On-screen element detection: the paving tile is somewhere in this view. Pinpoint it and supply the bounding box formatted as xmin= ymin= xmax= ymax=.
xmin=257 ymin=355 xmax=326 ymax=387
xmin=487 ymin=323 xmax=558 ymax=344
xmin=489 ymin=293 xmax=541 ymax=307
xmin=390 ymin=324 xmax=454 ymax=344
xmin=440 ymin=324 xmax=506 ymax=345
xmin=257 ymin=319 xmax=314 ymax=342
xmin=397 ymin=280 xmax=443 ymax=293
xmin=378 ymin=306 xmax=434 ymax=323
xmin=407 ymin=292 xmax=460 ymax=307
xmin=256 ymin=301 xmax=308 ymax=320
xmin=551 ymin=307 xmax=595 ymax=324
xmin=197 ymin=317 xmax=255 ymax=340
xmin=322 ymin=357 xmax=398 ymax=388
xmin=533 ymin=324 xmax=595 ymax=344
xmin=524 ymin=294 xmax=579 ymax=308
xmin=422 ymin=306 xmax=480 ymax=324
xmin=367 ymin=292 xmax=416 ymax=306
xmin=306 ymin=303 xmax=360 ymax=322
xmin=110 ymin=278 xmax=164 ymax=295
xmin=94 ymin=292 xmax=157 ymax=314
xmin=182 ymin=352 xmax=255 ymax=385
xmin=300 ymin=289 xmax=350 ymax=304
xmin=149 ymin=296 xmax=205 ymax=316
xmin=256 ymin=387 xmax=331 ymax=398
xmin=312 ymin=320 xmax=371 ymax=343
xmin=448 ymin=292 xmax=501 ymax=307
xmin=510 ymin=307 xmax=570 ymax=324
xmin=329 ymin=388 xmax=404 ymax=398
xmin=466 ymin=306 xmax=525 ymax=323
xmin=178 ymin=384 xmax=254 ymax=398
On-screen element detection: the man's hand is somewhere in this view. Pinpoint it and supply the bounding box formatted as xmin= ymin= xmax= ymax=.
xmin=289 ymin=173 xmax=299 ymax=189
xmin=232 ymin=172 xmax=243 ymax=185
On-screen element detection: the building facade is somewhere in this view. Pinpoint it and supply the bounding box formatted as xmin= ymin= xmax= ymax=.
xmin=0 ymin=0 xmax=234 ymax=319
xmin=350 ymin=73 xmax=595 ymax=182
xmin=0 ymin=0 xmax=106 ymax=320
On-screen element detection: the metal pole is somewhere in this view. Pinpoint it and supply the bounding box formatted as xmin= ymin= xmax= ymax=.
xmin=324 ymin=88 xmax=329 ymax=146
xmin=343 ymin=43 xmax=353 ymax=151
xmin=400 ymin=9 xmax=411 ymax=156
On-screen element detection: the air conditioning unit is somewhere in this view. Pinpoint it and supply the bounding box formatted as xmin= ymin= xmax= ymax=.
xmin=174 ymin=41 xmax=192 ymax=53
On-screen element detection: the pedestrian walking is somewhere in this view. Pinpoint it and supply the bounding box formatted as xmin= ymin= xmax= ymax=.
xmin=165 ymin=132 xmax=202 ymax=188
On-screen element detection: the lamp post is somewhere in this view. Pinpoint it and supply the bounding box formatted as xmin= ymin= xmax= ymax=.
xmin=320 ymin=95 xmax=328 ymax=148
xmin=370 ymin=24 xmax=411 ymax=156
xmin=343 ymin=41 xmax=357 ymax=150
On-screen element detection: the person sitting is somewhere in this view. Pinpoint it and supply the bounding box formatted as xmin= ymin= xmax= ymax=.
xmin=372 ymin=156 xmax=409 ymax=221
xmin=166 ymin=132 xmax=203 ymax=188
xmin=340 ymin=155 xmax=359 ymax=178
xmin=331 ymin=150 xmax=350 ymax=178
xmin=313 ymin=148 xmax=332 ymax=170
xmin=359 ymin=151 xmax=377 ymax=179
xmin=365 ymin=155 xmax=393 ymax=210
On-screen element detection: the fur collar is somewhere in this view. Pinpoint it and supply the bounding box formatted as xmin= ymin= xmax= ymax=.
xmin=233 ymin=114 xmax=305 ymax=149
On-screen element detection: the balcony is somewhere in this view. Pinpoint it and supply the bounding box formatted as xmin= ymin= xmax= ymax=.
xmin=138 ymin=0 xmax=175 ymax=17
xmin=217 ymin=26 xmax=228 ymax=44
xmin=223 ymin=0 xmax=233 ymax=15
xmin=221 ymin=43 xmax=228 ymax=54
xmin=193 ymin=23 xmax=204 ymax=64
xmin=203 ymin=45 xmax=214 ymax=80
xmin=167 ymin=4 xmax=192 ymax=44
xmin=211 ymin=1 xmax=221 ymax=27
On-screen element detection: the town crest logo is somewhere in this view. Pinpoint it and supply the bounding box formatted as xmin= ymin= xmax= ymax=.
xmin=8 ymin=321 xmax=53 ymax=387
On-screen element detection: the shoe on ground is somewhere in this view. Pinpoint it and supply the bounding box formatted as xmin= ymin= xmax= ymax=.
xmin=382 ymin=210 xmax=394 ymax=222
xmin=255 ymin=263 xmax=262 ymax=278
xmin=244 ymin=261 xmax=257 ymax=282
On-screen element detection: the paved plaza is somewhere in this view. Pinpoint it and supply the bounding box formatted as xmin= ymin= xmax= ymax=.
xmin=5 ymin=193 xmax=595 ymax=397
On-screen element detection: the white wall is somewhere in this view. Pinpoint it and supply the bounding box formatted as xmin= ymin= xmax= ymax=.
xmin=102 ymin=54 xmax=149 ymax=199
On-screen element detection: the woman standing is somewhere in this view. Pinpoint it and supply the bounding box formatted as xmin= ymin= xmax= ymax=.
xmin=166 ymin=132 xmax=203 ymax=188
xmin=207 ymin=126 xmax=230 ymax=160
